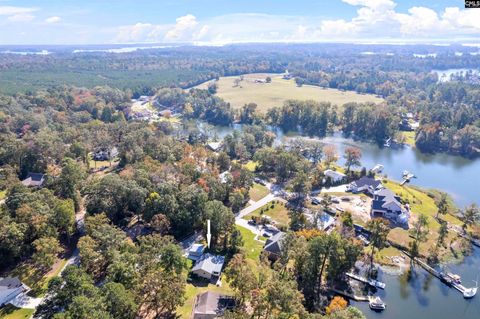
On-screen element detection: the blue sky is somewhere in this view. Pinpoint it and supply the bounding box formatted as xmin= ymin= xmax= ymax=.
xmin=0 ymin=0 xmax=478 ymax=44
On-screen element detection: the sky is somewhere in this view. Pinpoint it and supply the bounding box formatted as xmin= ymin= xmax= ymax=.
xmin=0 ymin=0 xmax=479 ymax=45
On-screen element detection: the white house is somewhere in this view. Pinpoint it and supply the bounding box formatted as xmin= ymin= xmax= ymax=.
xmin=371 ymin=188 xmax=409 ymax=224
xmin=324 ymin=169 xmax=346 ymax=183
xmin=188 ymin=244 xmax=205 ymax=261
xmin=347 ymin=176 xmax=383 ymax=195
xmin=192 ymin=254 xmax=225 ymax=280
xmin=0 ymin=277 xmax=28 ymax=306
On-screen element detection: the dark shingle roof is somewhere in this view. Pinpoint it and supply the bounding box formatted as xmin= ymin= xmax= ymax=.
xmin=264 ymin=231 xmax=285 ymax=255
xmin=354 ymin=176 xmax=381 ymax=188
xmin=193 ymin=291 xmax=235 ymax=317
xmin=21 ymin=173 xmax=45 ymax=187
xmin=0 ymin=277 xmax=22 ymax=289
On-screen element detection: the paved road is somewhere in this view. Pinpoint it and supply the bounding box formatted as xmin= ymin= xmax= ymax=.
xmin=237 ymin=193 xmax=276 ymax=219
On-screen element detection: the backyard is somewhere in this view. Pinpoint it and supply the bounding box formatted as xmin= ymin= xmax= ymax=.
xmin=248 ymin=183 xmax=270 ymax=201
xmin=243 ymin=201 xmax=290 ymax=228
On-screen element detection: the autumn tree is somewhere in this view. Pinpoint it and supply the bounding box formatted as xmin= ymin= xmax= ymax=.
xmin=366 ymin=218 xmax=390 ymax=274
xmin=343 ymin=146 xmax=362 ymax=173
xmin=323 ymin=145 xmax=338 ymax=168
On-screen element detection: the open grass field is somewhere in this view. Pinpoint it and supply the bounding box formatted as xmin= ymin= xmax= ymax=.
xmin=243 ymin=201 xmax=290 ymax=228
xmin=0 ymin=305 xmax=34 ymax=319
xmin=249 ymin=183 xmax=270 ymax=201
xmin=401 ymin=131 xmax=416 ymax=146
xmin=195 ymin=73 xmax=384 ymax=112
xmin=236 ymin=225 xmax=265 ymax=261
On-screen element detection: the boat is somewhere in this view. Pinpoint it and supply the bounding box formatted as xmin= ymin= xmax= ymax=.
xmin=369 ymin=296 xmax=386 ymax=311
xmin=446 ymin=273 xmax=462 ymax=284
xmin=402 ymin=170 xmax=410 ymax=177
xmin=463 ymin=287 xmax=477 ymax=299
xmin=371 ymin=164 xmax=384 ymax=174
xmin=383 ymin=138 xmax=391 ymax=147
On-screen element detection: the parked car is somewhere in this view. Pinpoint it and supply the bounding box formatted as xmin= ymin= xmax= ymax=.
xmin=331 ymin=197 xmax=340 ymax=204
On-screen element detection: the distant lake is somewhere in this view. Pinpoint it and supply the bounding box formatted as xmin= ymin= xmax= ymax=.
xmin=433 ymin=68 xmax=480 ymax=83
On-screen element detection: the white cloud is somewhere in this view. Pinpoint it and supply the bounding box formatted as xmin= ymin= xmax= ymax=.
xmin=165 ymin=14 xmax=198 ymax=40
xmin=0 ymin=6 xmax=37 ymax=22
xmin=45 ymin=16 xmax=61 ymax=24
xmin=111 ymin=1 xmax=480 ymax=45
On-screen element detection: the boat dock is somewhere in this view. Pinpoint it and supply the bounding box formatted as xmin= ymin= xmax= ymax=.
xmin=402 ymin=250 xmax=477 ymax=298
xmin=329 ymin=288 xmax=369 ymax=302
xmin=346 ymin=272 xmax=386 ymax=289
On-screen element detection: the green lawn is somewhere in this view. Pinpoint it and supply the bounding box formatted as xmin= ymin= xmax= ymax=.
xmin=0 ymin=305 xmax=34 ymax=319
xmin=249 ymin=183 xmax=270 ymax=201
xmin=243 ymin=201 xmax=290 ymax=227
xmin=401 ymin=131 xmax=416 ymax=146
xmin=195 ymin=73 xmax=384 ymax=112
xmin=243 ymin=160 xmax=258 ymax=172
xmin=236 ymin=225 xmax=265 ymax=261
xmin=10 ymin=258 xmax=68 ymax=298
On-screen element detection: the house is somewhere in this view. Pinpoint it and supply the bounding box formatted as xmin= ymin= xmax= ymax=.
xmin=188 ymin=244 xmax=205 ymax=261
xmin=0 ymin=277 xmax=28 ymax=306
xmin=21 ymin=172 xmax=46 ymax=188
xmin=192 ymin=291 xmax=235 ymax=319
xmin=206 ymin=142 xmax=223 ymax=152
xmin=191 ymin=254 xmax=225 ymax=280
xmin=92 ymin=147 xmax=118 ymax=161
xmin=347 ymin=176 xmax=383 ymax=195
xmin=318 ymin=213 xmax=335 ymax=231
xmin=263 ymin=231 xmax=285 ymax=258
xmin=324 ymin=169 xmax=346 ymax=184
xmin=371 ymin=188 xmax=409 ymax=224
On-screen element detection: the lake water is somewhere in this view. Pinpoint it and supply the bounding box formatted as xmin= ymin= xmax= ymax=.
xmin=352 ymin=247 xmax=480 ymax=319
xmin=433 ymin=68 xmax=480 ymax=83
xmin=204 ymin=122 xmax=480 ymax=318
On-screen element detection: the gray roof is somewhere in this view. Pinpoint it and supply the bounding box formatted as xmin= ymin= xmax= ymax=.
xmin=193 ymin=291 xmax=235 ymax=317
xmin=21 ymin=173 xmax=45 ymax=187
xmin=264 ymin=231 xmax=285 ymax=255
xmin=372 ymin=188 xmax=402 ymax=211
xmin=0 ymin=277 xmax=22 ymax=289
xmin=192 ymin=253 xmax=225 ymax=275
xmin=352 ymin=176 xmax=381 ymax=189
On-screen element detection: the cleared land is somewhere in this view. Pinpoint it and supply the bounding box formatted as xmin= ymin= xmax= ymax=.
xmin=249 ymin=183 xmax=270 ymax=202
xmin=195 ymin=73 xmax=384 ymax=112
xmin=243 ymin=201 xmax=290 ymax=228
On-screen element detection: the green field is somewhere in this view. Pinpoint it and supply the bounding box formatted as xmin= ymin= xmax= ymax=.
xmin=196 ymin=73 xmax=384 ymax=112
xmin=0 ymin=305 xmax=34 ymax=319
xmin=243 ymin=201 xmax=290 ymax=228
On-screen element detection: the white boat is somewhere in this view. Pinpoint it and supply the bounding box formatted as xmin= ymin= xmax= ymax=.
xmin=371 ymin=164 xmax=384 ymax=174
xmin=463 ymin=287 xmax=477 ymax=299
xmin=369 ymin=296 xmax=386 ymax=311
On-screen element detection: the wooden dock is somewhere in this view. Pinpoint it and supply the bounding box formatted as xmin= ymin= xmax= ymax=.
xmin=329 ymin=288 xmax=369 ymax=302
xmin=401 ymin=250 xmax=477 ymax=298
xmin=346 ymin=272 xmax=386 ymax=289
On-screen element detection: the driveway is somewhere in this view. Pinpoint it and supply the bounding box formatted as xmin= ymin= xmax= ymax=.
xmin=9 ymin=293 xmax=43 ymax=309
xmin=237 ymin=193 xmax=276 ymax=219
xmin=320 ymin=184 xmax=348 ymax=193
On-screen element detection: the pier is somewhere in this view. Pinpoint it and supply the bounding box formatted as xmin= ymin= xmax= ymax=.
xmin=329 ymin=288 xmax=369 ymax=302
xmin=346 ymin=272 xmax=386 ymax=289
xmin=401 ymin=250 xmax=477 ymax=298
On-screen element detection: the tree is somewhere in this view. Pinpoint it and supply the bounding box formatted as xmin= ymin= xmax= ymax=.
xmin=32 ymin=236 xmax=61 ymax=271
xmin=437 ymin=220 xmax=448 ymax=248
xmin=102 ymin=282 xmax=138 ymax=319
xmin=56 ymin=158 xmax=86 ymax=211
xmin=204 ymin=200 xmax=235 ymax=248
xmin=462 ymin=204 xmax=479 ymax=233
xmin=366 ymin=218 xmax=390 ymax=274
xmin=149 ymin=214 xmax=170 ymax=235
xmin=225 ymin=254 xmax=258 ymax=305
xmin=409 ymin=214 xmax=429 ymax=265
xmin=291 ymin=171 xmax=312 ymax=198
xmin=343 ymin=147 xmax=362 ymax=173
xmin=326 ymin=296 xmax=348 ymax=315
xmin=54 ymin=199 xmax=75 ymax=243
xmin=436 ymin=193 xmax=449 ymax=219
xmin=138 ymin=269 xmax=185 ymax=318
xmin=228 ymin=228 xmax=244 ymax=254
xmin=323 ymin=145 xmax=338 ymax=168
